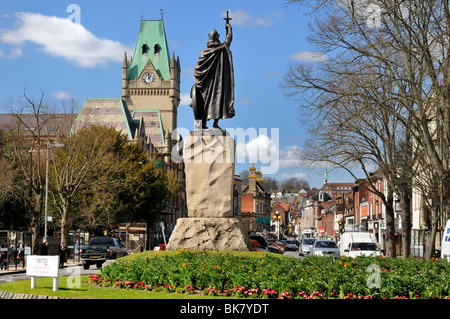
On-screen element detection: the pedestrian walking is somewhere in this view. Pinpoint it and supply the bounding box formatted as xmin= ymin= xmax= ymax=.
xmin=59 ymin=242 xmax=66 ymax=268
xmin=0 ymin=242 xmax=7 ymax=270
xmin=40 ymin=239 xmax=49 ymax=255
xmin=74 ymin=240 xmax=79 ymax=262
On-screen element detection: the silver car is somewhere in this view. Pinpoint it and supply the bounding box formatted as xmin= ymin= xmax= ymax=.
xmin=299 ymin=238 xmax=316 ymax=256
xmin=311 ymin=240 xmax=340 ymax=258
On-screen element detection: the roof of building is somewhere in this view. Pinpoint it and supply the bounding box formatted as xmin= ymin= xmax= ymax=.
xmin=0 ymin=113 xmax=75 ymax=136
xmin=72 ymin=98 xmax=165 ymax=148
xmin=272 ymin=202 xmax=290 ymax=212
xmin=241 ymin=180 xmax=269 ymax=196
xmin=128 ymin=20 xmax=171 ymax=81
xmin=131 ymin=110 xmax=164 ymax=147
xmin=72 ymin=98 xmax=133 ymax=139
xmin=321 ymin=182 xmax=355 ymax=192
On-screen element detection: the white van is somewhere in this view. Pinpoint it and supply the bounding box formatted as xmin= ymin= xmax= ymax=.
xmin=339 ymin=232 xmax=382 ymax=258
xmin=441 ymin=220 xmax=450 ymax=261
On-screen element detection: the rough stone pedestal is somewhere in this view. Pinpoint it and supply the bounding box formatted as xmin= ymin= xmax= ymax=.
xmin=167 ymin=218 xmax=251 ymax=251
xmin=167 ymin=129 xmax=252 ymax=251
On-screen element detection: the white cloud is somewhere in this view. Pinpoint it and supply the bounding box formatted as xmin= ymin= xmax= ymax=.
xmin=180 ymin=92 xmax=192 ymax=107
xmin=234 ymin=131 xmax=279 ymax=174
xmin=244 ymin=135 xmax=277 ymax=159
xmin=52 ymin=90 xmax=71 ymax=99
xmin=238 ymin=97 xmax=250 ymax=106
xmin=289 ymin=51 xmax=329 ymax=63
xmin=222 ymin=10 xmax=283 ymax=28
xmin=279 ymin=145 xmax=302 ymax=168
xmin=281 ymin=172 xmax=308 ymax=179
xmin=0 ymin=47 xmax=23 ymax=59
xmin=0 ymin=12 xmax=133 ymax=68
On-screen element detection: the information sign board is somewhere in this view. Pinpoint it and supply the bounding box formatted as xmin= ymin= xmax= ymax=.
xmin=26 ymin=255 xmax=59 ymax=277
xmin=26 ymin=255 xmax=60 ymax=291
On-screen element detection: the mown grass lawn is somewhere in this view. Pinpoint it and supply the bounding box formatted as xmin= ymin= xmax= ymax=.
xmin=0 ymin=273 xmax=227 ymax=299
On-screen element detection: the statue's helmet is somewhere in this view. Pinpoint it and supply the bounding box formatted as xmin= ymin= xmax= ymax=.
xmin=207 ymin=29 xmax=220 ymax=48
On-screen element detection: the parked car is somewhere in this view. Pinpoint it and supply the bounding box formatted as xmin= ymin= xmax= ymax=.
xmin=267 ymin=239 xmax=285 ymax=254
xmin=252 ymin=240 xmax=268 ymax=252
xmin=339 ymin=232 xmax=382 ymax=257
xmin=275 ymin=240 xmax=287 ymax=251
xmin=311 ymin=240 xmax=340 ymax=258
xmin=441 ymin=219 xmax=450 ymax=261
xmin=299 ymin=238 xmax=316 ymax=256
xmin=281 ymin=240 xmax=298 ymax=251
xmin=249 ymin=235 xmax=268 ymax=249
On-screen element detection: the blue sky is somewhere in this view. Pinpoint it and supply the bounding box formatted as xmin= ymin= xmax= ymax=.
xmin=0 ymin=0 xmax=355 ymax=189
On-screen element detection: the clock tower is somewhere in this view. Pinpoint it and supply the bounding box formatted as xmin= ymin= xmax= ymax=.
xmin=122 ymin=19 xmax=181 ymax=136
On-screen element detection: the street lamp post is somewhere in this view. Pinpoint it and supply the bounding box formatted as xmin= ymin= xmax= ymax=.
xmin=44 ymin=143 xmax=66 ymax=239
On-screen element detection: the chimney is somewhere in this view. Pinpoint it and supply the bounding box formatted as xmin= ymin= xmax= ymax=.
xmin=255 ymin=170 xmax=263 ymax=186
xmin=249 ymin=164 xmax=256 ymax=193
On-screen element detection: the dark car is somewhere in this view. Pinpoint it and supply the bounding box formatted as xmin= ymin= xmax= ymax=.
xmin=80 ymin=237 xmax=127 ymax=269
xmin=281 ymin=239 xmax=298 ymax=251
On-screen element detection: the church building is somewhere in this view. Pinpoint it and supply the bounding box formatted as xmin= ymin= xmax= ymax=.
xmin=72 ymin=19 xmax=185 ymax=245
xmin=74 ymin=19 xmax=181 ymax=155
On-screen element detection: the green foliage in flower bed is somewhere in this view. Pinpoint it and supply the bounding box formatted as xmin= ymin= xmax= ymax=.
xmin=88 ymin=249 xmax=450 ymax=299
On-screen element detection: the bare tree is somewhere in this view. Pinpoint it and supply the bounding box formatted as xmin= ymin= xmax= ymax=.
xmin=1 ymin=89 xmax=53 ymax=253
xmin=283 ymin=0 xmax=450 ymax=257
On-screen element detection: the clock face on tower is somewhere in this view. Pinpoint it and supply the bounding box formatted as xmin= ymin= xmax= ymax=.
xmin=142 ymin=72 xmax=155 ymax=85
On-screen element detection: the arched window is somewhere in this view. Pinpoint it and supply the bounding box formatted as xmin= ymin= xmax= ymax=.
xmin=154 ymin=44 xmax=160 ymax=55
xmin=142 ymin=44 xmax=148 ymax=55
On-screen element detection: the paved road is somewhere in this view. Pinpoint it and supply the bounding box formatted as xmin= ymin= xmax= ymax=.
xmin=284 ymin=250 xmax=301 ymax=258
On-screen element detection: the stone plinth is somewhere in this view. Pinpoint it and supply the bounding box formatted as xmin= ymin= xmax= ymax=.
xmin=166 ymin=218 xmax=252 ymax=251
xmin=167 ymin=129 xmax=251 ymax=251
xmin=183 ymin=130 xmax=235 ymax=218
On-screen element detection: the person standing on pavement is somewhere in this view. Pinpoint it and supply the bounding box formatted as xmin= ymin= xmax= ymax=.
xmin=40 ymin=239 xmax=49 ymax=255
xmin=0 ymin=243 xmax=7 ymax=270
xmin=74 ymin=241 xmax=79 ymax=262
xmin=59 ymin=242 xmax=66 ymax=268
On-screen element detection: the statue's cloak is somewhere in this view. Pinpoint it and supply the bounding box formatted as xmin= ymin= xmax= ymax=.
xmin=193 ymin=42 xmax=235 ymax=120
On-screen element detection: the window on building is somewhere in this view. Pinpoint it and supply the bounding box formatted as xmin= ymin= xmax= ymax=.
xmin=154 ymin=44 xmax=160 ymax=55
xmin=142 ymin=44 xmax=148 ymax=55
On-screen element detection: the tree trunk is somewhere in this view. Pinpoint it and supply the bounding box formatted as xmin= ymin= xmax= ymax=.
xmin=30 ymin=210 xmax=40 ymax=254
xmin=400 ymin=191 xmax=411 ymax=258
xmin=59 ymin=201 xmax=71 ymax=246
xmin=31 ymin=194 xmax=42 ymax=254
xmin=426 ymin=207 xmax=439 ymax=260
xmin=385 ymin=188 xmax=396 ymax=258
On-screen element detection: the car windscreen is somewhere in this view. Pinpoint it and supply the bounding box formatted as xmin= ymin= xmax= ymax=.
xmin=303 ymin=239 xmax=316 ymax=245
xmin=315 ymin=241 xmax=337 ymax=248
xmin=90 ymin=238 xmax=114 ymax=245
xmin=351 ymin=242 xmax=378 ymax=251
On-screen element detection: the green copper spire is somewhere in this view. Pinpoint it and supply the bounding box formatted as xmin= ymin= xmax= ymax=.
xmin=128 ymin=20 xmax=171 ymax=81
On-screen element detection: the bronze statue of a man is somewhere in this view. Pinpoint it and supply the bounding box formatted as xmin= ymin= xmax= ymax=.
xmin=190 ymin=14 xmax=235 ymax=130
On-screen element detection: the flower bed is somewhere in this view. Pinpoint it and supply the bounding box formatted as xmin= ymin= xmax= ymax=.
xmin=88 ymin=249 xmax=450 ymax=299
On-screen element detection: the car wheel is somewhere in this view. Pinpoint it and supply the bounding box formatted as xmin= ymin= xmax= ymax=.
xmin=83 ymin=263 xmax=90 ymax=270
